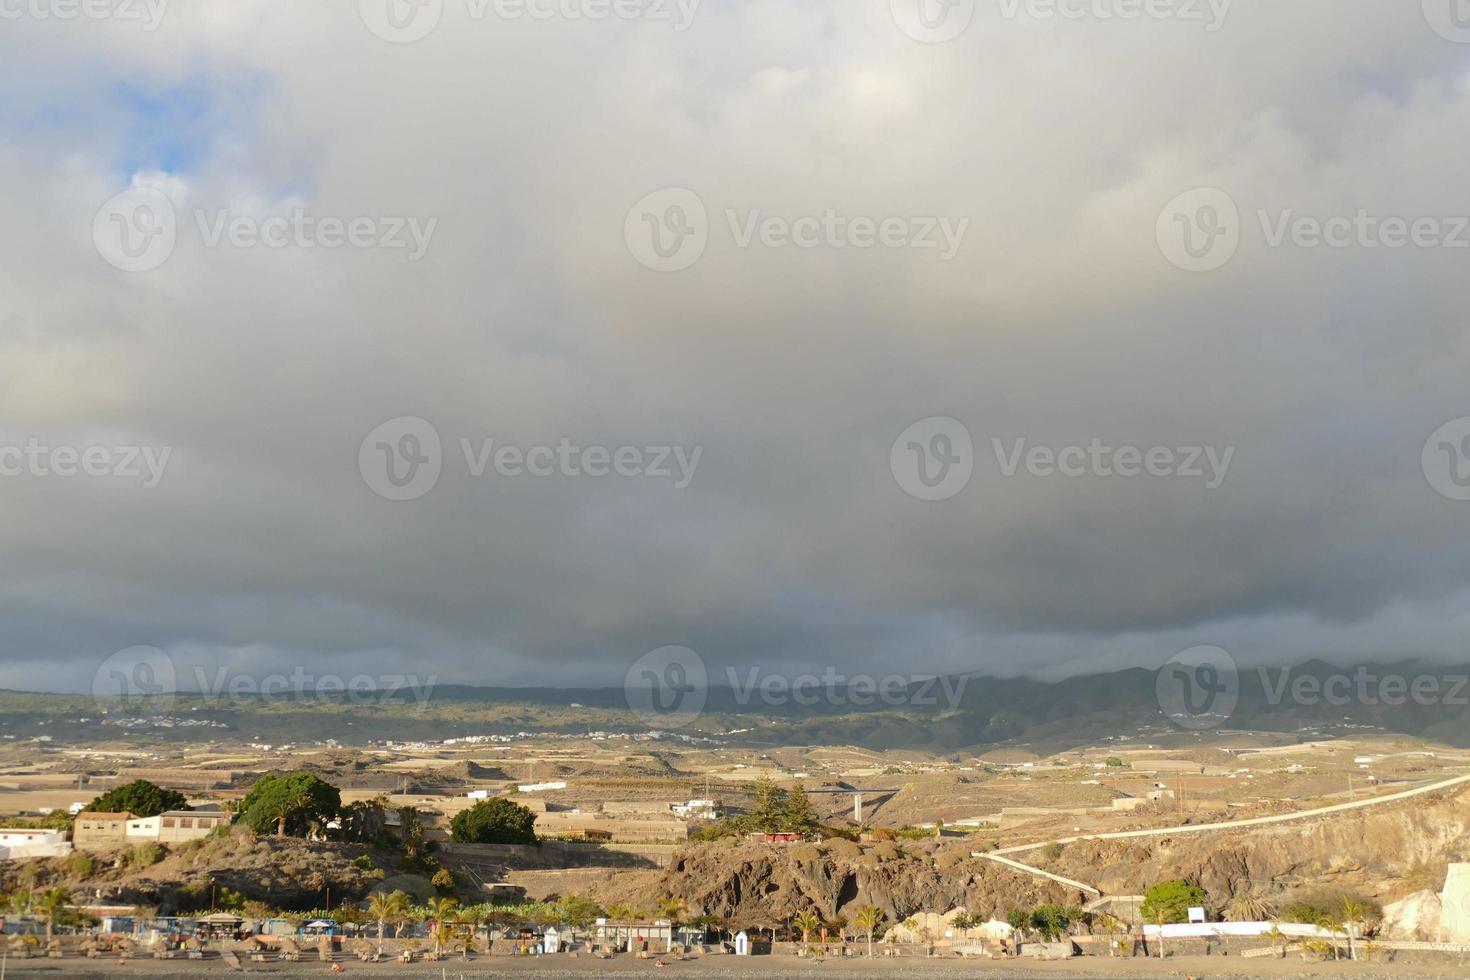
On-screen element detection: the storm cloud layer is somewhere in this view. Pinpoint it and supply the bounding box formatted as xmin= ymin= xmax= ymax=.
xmin=3 ymin=0 xmax=1470 ymax=692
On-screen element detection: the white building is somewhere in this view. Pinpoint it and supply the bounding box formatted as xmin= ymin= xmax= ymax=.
xmin=517 ymin=781 xmax=567 ymax=793
xmin=670 ymin=798 xmax=719 ymax=819
xmin=125 ymin=811 xmax=231 ymax=843
xmin=0 ymin=828 xmax=73 ymax=860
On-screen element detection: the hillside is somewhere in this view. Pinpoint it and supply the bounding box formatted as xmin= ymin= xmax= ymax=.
xmin=10 ymin=657 xmax=1470 ymax=751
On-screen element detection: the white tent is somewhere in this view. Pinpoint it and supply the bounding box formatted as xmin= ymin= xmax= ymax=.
xmin=734 ymin=931 xmax=750 ymax=956
xmin=544 ymin=927 xmax=561 ymax=953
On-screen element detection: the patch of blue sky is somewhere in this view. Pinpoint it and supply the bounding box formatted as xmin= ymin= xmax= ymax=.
xmin=0 ymin=69 xmax=289 ymax=189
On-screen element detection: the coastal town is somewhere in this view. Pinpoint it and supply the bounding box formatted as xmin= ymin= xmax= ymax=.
xmin=5 ymin=715 xmax=1470 ymax=975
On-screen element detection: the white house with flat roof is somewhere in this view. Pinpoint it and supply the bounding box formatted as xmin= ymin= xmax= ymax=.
xmin=0 ymin=828 xmax=72 ymax=860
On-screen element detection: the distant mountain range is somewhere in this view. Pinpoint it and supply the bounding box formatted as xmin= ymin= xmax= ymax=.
xmin=6 ymin=658 xmax=1470 ymax=750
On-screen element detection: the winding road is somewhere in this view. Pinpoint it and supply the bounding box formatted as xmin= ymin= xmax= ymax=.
xmin=972 ymin=770 xmax=1470 ymax=893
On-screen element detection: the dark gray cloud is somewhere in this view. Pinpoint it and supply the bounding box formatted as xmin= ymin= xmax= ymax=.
xmin=2 ymin=1 xmax=1470 ymax=693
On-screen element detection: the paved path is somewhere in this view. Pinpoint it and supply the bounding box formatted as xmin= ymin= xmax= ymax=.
xmin=976 ymin=852 xmax=1101 ymax=895
xmin=972 ymin=770 xmax=1470 ymax=893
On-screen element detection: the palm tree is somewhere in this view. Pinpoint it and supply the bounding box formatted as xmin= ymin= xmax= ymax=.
xmin=1315 ymin=914 xmax=1344 ymax=960
xmin=854 ymin=905 xmax=884 ymax=957
xmin=425 ymin=897 xmax=459 ymax=958
xmin=36 ymin=888 xmax=70 ymax=944
xmin=367 ymin=891 xmax=409 ymax=956
xmin=433 ymin=922 xmax=454 ymax=960
xmin=1266 ymin=922 xmax=1288 ymax=959
xmin=1341 ymin=896 xmax=1368 ymax=961
xmin=454 ymin=907 xmax=484 ymax=957
xmin=1226 ymin=891 xmax=1275 ymax=922
xmin=657 ymin=896 xmax=688 ymax=926
xmin=792 ymin=910 xmax=821 ymax=953
xmin=3 ymin=888 xmax=34 ymax=915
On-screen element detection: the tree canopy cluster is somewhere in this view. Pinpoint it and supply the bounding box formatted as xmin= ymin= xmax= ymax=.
xmin=750 ymin=778 xmax=818 ymax=832
xmin=449 ymin=797 xmax=538 ymax=845
xmin=84 ymin=779 xmax=189 ymax=817
xmin=238 ymin=771 xmax=342 ymax=837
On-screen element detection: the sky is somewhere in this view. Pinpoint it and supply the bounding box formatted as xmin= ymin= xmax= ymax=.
xmin=3 ymin=0 xmax=1470 ymax=695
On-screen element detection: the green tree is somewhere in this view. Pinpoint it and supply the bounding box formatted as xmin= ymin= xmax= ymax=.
xmin=1029 ymin=904 xmax=1075 ymax=941
xmin=792 ymin=910 xmax=821 ymax=951
xmin=1006 ymin=907 xmax=1030 ymax=954
xmin=367 ymin=890 xmax=409 ymax=956
xmin=398 ymin=807 xmax=427 ymax=860
xmin=37 ymin=887 xmax=71 ymax=944
xmin=340 ymin=798 xmax=390 ymax=843
xmin=431 ymin=868 xmax=456 ymax=894
xmin=1341 ymin=896 xmax=1369 ymax=961
xmin=425 ymin=897 xmax=459 ymax=958
xmin=1141 ymin=879 xmax=1206 ymax=926
xmin=657 ymin=896 xmax=689 ymax=926
xmin=1266 ymin=922 xmax=1288 ymax=959
xmin=238 ymin=771 xmax=340 ymax=837
xmin=782 ymin=784 xmax=817 ymax=832
xmin=84 ymin=780 xmax=188 ymax=817
xmin=751 ymin=777 xmax=787 ymax=832
xmin=554 ymin=894 xmax=604 ymax=928
xmin=854 ymin=905 xmax=884 ymax=957
xmin=1316 ymin=913 xmax=1345 ymax=960
xmin=449 ymin=798 xmax=537 ymax=845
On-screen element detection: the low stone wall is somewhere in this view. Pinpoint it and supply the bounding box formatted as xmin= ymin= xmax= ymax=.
xmin=442 ymin=841 xmax=678 ymax=869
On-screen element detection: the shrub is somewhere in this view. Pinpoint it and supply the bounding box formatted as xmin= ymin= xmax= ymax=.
xmin=127 ymin=842 xmax=165 ymax=869
xmin=1279 ymin=888 xmax=1381 ymax=926
xmin=63 ymin=853 xmax=95 ymax=878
